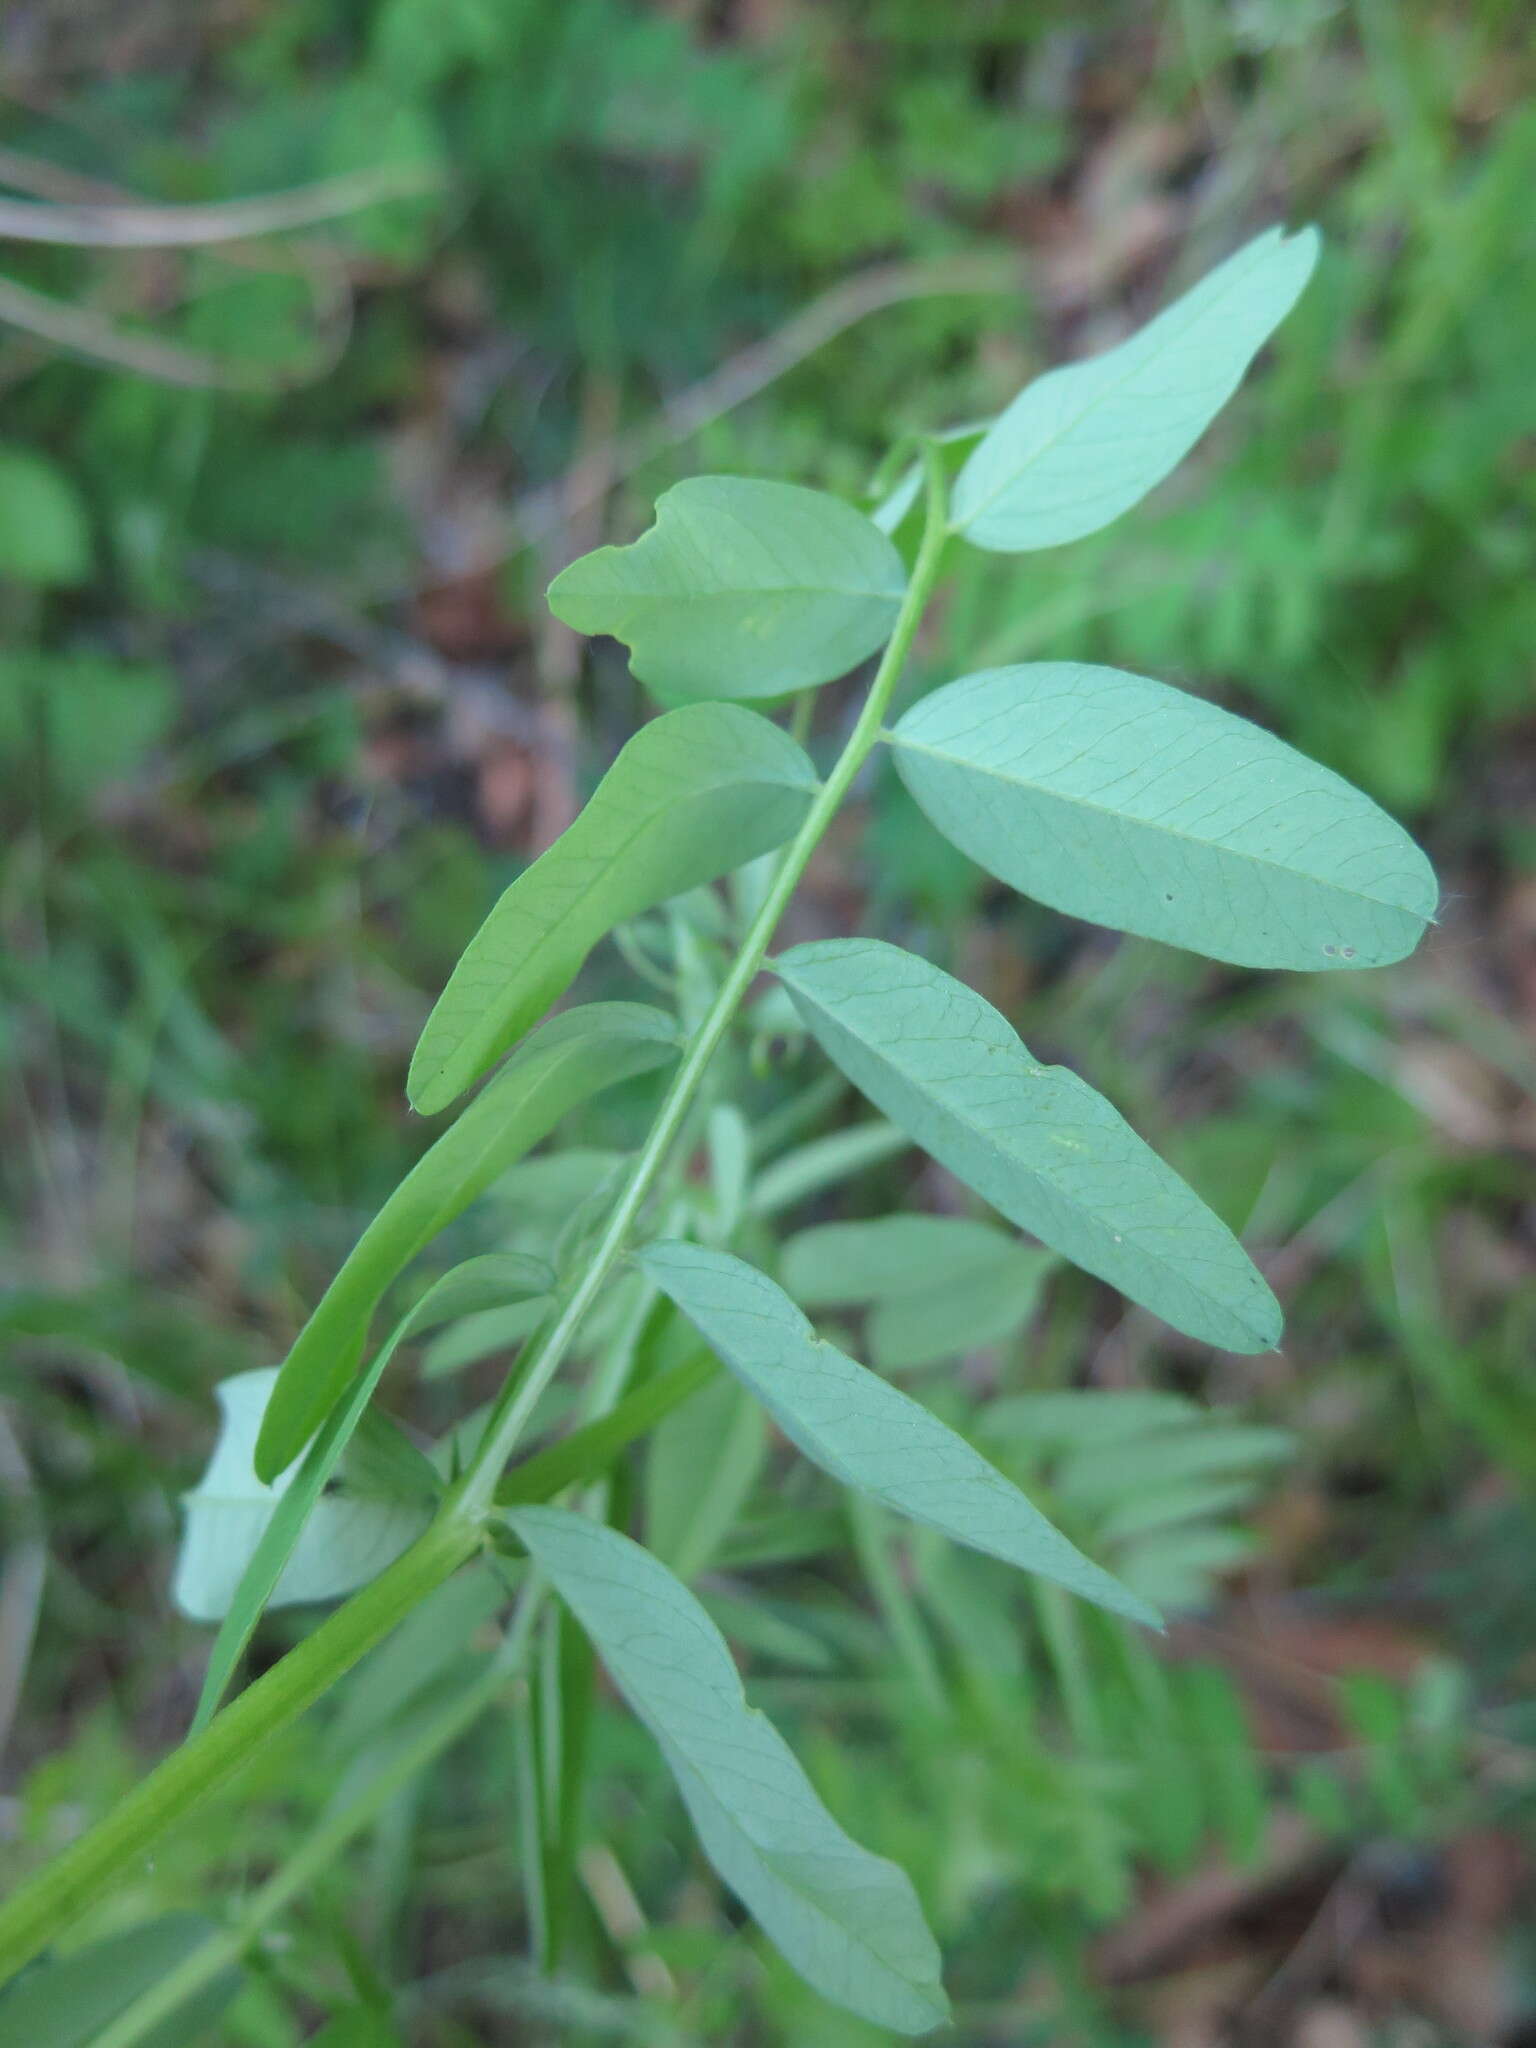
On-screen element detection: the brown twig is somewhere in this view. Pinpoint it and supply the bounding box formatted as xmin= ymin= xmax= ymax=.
xmin=0 ymin=161 xmax=444 ymax=248
xmin=576 ymin=1843 xmax=676 ymax=2000
xmin=0 ymin=153 xmax=442 ymax=388
xmin=0 ymin=271 xmax=242 ymax=385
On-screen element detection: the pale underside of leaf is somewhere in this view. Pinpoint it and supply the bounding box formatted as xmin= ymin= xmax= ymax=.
xmin=174 ymin=1369 xmax=429 ymax=1624
xmin=547 ymin=476 xmax=907 ymax=703
xmin=639 ymin=1239 xmax=1157 ymax=1626
xmin=185 ymin=1254 xmax=551 ymax=1728
xmin=951 ymin=224 xmax=1319 ymax=551
xmin=409 ymin=702 xmax=816 ymax=1114
xmin=773 ymin=939 xmax=1281 ymax=1353
xmin=889 ymin=662 xmax=1437 ymax=969
xmin=256 ymin=1003 xmax=675 ymax=1481
xmin=510 ymin=1506 xmax=947 ymax=2034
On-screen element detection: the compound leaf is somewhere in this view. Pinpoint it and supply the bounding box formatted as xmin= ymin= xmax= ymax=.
xmin=640 ymin=1241 xmax=1155 ymax=1626
xmin=510 ymin=1506 xmax=947 ymax=2034
xmin=889 ymin=663 xmax=1437 ymax=969
xmin=548 ymin=477 xmax=906 ymax=704
xmin=951 ymin=224 xmax=1319 ymax=551
xmin=773 ymin=940 xmax=1280 ymax=1353
xmin=257 ymin=1003 xmax=675 ymax=1480
xmin=410 ymin=703 xmax=817 ymax=1113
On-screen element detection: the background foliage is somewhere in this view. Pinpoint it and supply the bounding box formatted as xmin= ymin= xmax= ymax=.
xmin=2 ymin=2 xmax=1533 ymax=2042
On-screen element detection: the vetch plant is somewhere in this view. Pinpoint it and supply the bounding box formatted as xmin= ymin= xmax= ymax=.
xmin=0 ymin=222 xmax=1439 ymax=2034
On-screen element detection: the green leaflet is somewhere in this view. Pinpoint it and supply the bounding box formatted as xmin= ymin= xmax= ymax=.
xmin=779 ymin=1213 xmax=1054 ymax=1370
xmin=639 ymin=1241 xmax=1155 ymax=1627
xmin=888 ymin=663 xmax=1437 ymax=969
xmin=185 ymin=1255 xmax=551 ymax=1731
xmin=409 ymin=703 xmax=816 ymax=1114
xmin=547 ymin=477 xmax=907 ymax=704
xmin=509 ymin=1506 xmax=948 ymax=2034
xmin=773 ymin=940 xmax=1281 ymax=1353
xmin=256 ymin=1003 xmax=675 ymax=1480
xmin=951 ymin=224 xmax=1319 ymax=551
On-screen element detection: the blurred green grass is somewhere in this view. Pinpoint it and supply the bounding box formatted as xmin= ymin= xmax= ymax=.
xmin=2 ymin=3 xmax=1534 ymax=2041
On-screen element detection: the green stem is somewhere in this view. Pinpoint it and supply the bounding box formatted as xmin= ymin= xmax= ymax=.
xmin=0 ymin=1514 xmax=477 ymax=1985
xmin=92 ymin=1590 xmax=543 ymax=2048
xmin=452 ymin=441 xmax=950 ymax=1514
xmin=0 ymin=445 xmax=949 ymax=1985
